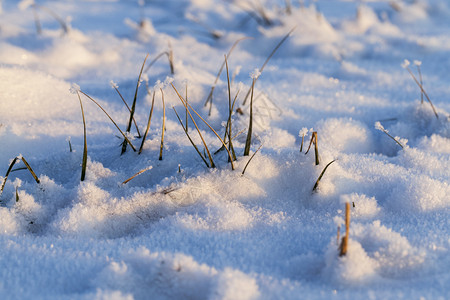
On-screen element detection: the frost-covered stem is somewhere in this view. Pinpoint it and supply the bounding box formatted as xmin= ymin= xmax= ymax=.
xmin=405 ymin=66 xmax=438 ymax=119
xmin=244 ymin=79 xmax=255 ymax=156
xmin=340 ymin=203 xmax=350 ymax=257
xmin=159 ymin=88 xmax=166 ymax=161
xmin=416 ymin=65 xmax=424 ymax=104
xmin=305 ymin=132 xmax=319 ymax=165
xmin=0 ymin=157 xmax=19 ymax=195
xmin=376 ymin=124 xmax=404 ymax=149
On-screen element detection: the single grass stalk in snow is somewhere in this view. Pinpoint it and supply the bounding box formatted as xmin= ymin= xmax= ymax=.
xmin=121 ymin=54 xmax=149 ymax=154
xmin=68 ymin=137 xmax=72 ymax=153
xmin=78 ymin=90 xmax=136 ymax=152
xmin=374 ymin=122 xmax=404 ymax=149
xmin=185 ymin=82 xmax=189 ymax=132
xmin=225 ymin=55 xmax=237 ymax=162
xmin=242 ymin=144 xmax=262 ymax=175
xmin=172 ymin=84 xmax=235 ymax=170
xmin=244 ymin=78 xmax=255 ymax=156
xmin=336 ymin=226 xmax=340 ymax=246
xmin=159 ymin=88 xmax=166 ymax=161
xmin=122 ymin=166 xmax=152 ymax=184
xmin=312 ymin=159 xmax=335 ymax=192
xmin=414 ymin=60 xmax=424 ymax=104
xmin=216 ymin=87 xmax=241 ymax=155
xmin=168 ymin=41 xmax=175 ymax=75
xmin=15 ymin=186 xmax=19 ymax=202
xmin=111 ymin=81 xmax=141 ymax=137
xmin=22 ymin=1 xmax=69 ymax=35
xmin=305 ymin=131 xmax=319 ymax=165
xmin=204 ymin=37 xmax=250 ymax=115
xmin=339 ymin=202 xmax=351 ymax=257
xmin=143 ymin=51 xmax=173 ymax=74
xmin=242 ymin=27 xmax=295 ymax=105
xmin=76 ymin=91 xmax=88 ymax=181
xmin=1 ymin=156 xmax=40 ymax=196
xmin=402 ymin=60 xmax=438 ymax=119
xmin=139 ymin=89 xmax=156 ymax=154
xmin=173 ymin=107 xmax=210 ymax=168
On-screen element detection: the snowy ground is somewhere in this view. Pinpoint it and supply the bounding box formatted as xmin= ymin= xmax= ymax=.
xmin=0 ymin=0 xmax=449 ymax=299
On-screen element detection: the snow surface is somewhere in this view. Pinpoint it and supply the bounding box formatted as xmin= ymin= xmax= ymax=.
xmin=0 ymin=0 xmax=449 ymax=299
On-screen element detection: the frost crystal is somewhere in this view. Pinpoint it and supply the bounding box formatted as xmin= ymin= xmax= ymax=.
xmin=250 ymin=68 xmax=261 ymax=79
xmin=164 ymin=76 xmax=174 ymax=86
xmin=298 ymin=127 xmax=309 ymax=137
xmin=141 ymin=74 xmax=149 ymax=84
xmin=70 ymin=83 xmax=81 ymax=94
xmin=401 ymin=59 xmax=410 ymax=69
xmin=413 ymin=60 xmax=422 ymax=66
xmin=154 ymin=80 xmax=163 ymax=90
xmin=110 ymin=80 xmax=118 ymax=89
xmin=374 ymin=121 xmax=385 ymax=131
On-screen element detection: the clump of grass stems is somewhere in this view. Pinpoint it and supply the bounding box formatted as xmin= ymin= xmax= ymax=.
xmin=111 ymin=81 xmax=141 ymax=138
xmin=172 ymin=84 xmax=235 ymax=170
xmin=139 ymin=89 xmax=156 ymax=154
xmin=75 ymin=90 xmax=88 ymax=181
xmin=75 ymin=88 xmax=137 ymax=152
xmin=242 ymin=144 xmax=262 ymax=175
xmin=312 ymin=159 xmax=335 ymax=192
xmin=228 ymin=0 xmax=273 ymax=26
xmin=339 ymin=202 xmax=351 ymax=256
xmin=242 ymin=27 xmax=295 ymax=105
xmin=204 ymin=37 xmax=250 ymax=115
xmin=121 ymin=54 xmax=149 ymax=154
xmin=159 ymin=88 xmax=166 ymax=161
xmin=402 ymin=59 xmax=438 ymax=119
xmin=374 ymin=122 xmax=404 ymax=149
xmin=122 ymin=166 xmax=153 ymax=184
xmin=305 ymin=131 xmax=319 ymax=165
xmin=1 ymin=155 xmax=40 ymax=196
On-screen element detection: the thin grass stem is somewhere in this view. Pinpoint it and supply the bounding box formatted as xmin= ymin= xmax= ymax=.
xmin=339 ymin=202 xmax=350 ymax=256
xmin=242 ymin=144 xmax=262 ymax=175
xmin=244 ymin=79 xmax=255 ymax=156
xmin=159 ymin=88 xmax=166 ymax=160
xmin=139 ymin=90 xmax=156 ymax=154
xmin=122 ymin=166 xmax=152 ymax=184
xmin=405 ymin=67 xmax=438 ymax=119
xmin=76 ymin=91 xmax=88 ymax=181
xmin=113 ymin=85 xmax=141 ymax=137
xmin=312 ymin=160 xmax=335 ymax=192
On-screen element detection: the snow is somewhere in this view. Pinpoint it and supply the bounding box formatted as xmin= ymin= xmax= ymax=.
xmin=0 ymin=0 xmax=449 ymax=299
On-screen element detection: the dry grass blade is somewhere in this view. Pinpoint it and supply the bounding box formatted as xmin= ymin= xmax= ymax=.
xmin=139 ymin=89 xmax=156 ymax=154
xmin=112 ymin=85 xmax=141 ymax=137
xmin=244 ymin=78 xmax=255 ymax=156
xmin=225 ymin=55 xmax=237 ymax=162
xmin=312 ymin=160 xmax=335 ymax=192
xmin=20 ymin=157 xmax=40 ymax=185
xmin=76 ymin=91 xmax=88 ymax=181
xmin=305 ymin=132 xmax=319 ymax=165
xmin=122 ymin=53 xmax=149 ymax=154
xmin=0 ymin=157 xmax=19 ymax=196
xmin=15 ymin=186 xmax=19 ymax=202
xmin=79 ymin=90 xmax=136 ymax=152
xmin=242 ymin=144 xmax=262 ymax=175
xmin=168 ymin=41 xmax=175 ymax=75
xmin=36 ymin=4 xmax=69 ymax=34
xmin=339 ymin=202 xmax=351 ymax=256
xmin=173 ymin=84 xmax=236 ymax=170
xmin=122 ymin=166 xmax=152 ymax=184
xmin=173 ymin=107 xmax=210 ymax=168
xmin=405 ymin=66 xmax=438 ymax=119
xmin=375 ymin=122 xmax=404 ymax=149
xmin=242 ymin=27 xmax=295 ymax=105
xmin=204 ymin=37 xmax=251 ymax=115
xmin=172 ymin=85 xmax=216 ymax=168
xmin=159 ymin=88 xmax=166 ymax=161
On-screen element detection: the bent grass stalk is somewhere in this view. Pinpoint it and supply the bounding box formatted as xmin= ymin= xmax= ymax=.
xmin=79 ymin=90 xmax=136 ymax=152
xmin=122 ymin=53 xmax=149 ymax=154
xmin=242 ymin=27 xmax=295 ymax=105
xmin=76 ymin=91 xmax=88 ymax=181
xmin=305 ymin=132 xmax=319 ymax=165
xmin=204 ymin=37 xmax=251 ymax=115
xmin=225 ymin=55 xmax=237 ymax=161
xmin=139 ymin=89 xmax=156 ymax=154
xmin=312 ymin=159 xmax=336 ymax=192
xmin=242 ymin=144 xmax=263 ymax=175
xmin=159 ymin=88 xmax=166 ymax=160
xmin=1 ymin=156 xmax=40 ymax=196
xmin=173 ymin=107 xmax=210 ymax=168
xmin=172 ymin=84 xmax=235 ymax=170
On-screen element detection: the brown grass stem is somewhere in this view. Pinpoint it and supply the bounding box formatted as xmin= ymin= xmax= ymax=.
xmin=1 ymin=156 xmax=40 ymax=196
xmin=405 ymin=66 xmax=438 ymax=119
xmin=139 ymin=90 xmax=156 ymax=154
xmin=339 ymin=202 xmax=351 ymax=256
xmin=305 ymin=132 xmax=319 ymax=165
xmin=159 ymin=88 xmax=166 ymax=160
xmin=113 ymin=85 xmax=141 ymax=137
xmin=244 ymin=79 xmax=255 ymax=156
xmin=122 ymin=166 xmax=152 ymax=184
xmin=76 ymin=91 xmax=88 ymax=181
xmin=312 ymin=159 xmax=335 ymax=192
xmin=242 ymin=144 xmax=262 ymax=175
xmin=225 ymin=55 xmax=237 ymax=162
